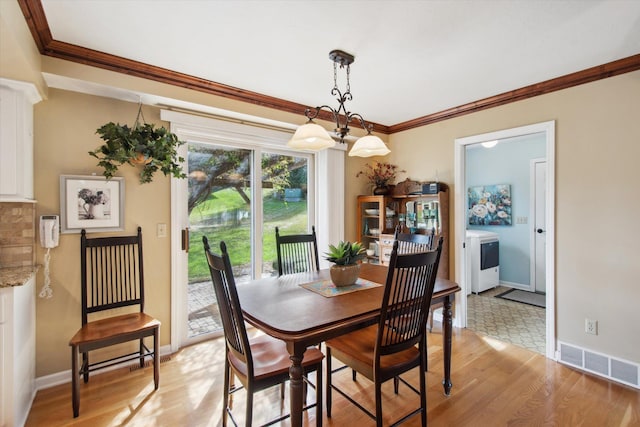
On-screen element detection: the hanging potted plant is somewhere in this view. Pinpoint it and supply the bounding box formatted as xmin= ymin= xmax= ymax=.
xmin=324 ymin=241 xmax=367 ymax=287
xmin=89 ymin=103 xmax=187 ymax=184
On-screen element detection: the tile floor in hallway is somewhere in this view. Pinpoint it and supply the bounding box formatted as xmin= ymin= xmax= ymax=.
xmin=466 ymin=285 xmax=546 ymax=354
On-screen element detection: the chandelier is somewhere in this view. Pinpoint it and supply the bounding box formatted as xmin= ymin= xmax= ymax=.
xmin=287 ymin=49 xmax=390 ymax=157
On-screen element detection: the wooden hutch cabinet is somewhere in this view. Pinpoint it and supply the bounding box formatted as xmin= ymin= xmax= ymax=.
xmin=357 ymin=190 xmax=449 ymax=278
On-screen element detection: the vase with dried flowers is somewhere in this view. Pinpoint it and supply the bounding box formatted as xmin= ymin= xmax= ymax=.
xmin=356 ymin=161 xmax=405 ymax=195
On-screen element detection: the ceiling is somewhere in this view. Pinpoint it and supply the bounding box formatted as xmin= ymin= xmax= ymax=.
xmin=31 ymin=1 xmax=640 ymax=130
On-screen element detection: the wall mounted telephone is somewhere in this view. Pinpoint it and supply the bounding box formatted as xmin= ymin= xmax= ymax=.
xmin=39 ymin=215 xmax=59 ymax=299
xmin=39 ymin=215 xmax=59 ymax=248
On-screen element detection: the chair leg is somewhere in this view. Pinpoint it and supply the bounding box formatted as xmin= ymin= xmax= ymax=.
xmin=71 ymin=345 xmax=80 ymax=418
xmin=82 ymin=352 xmax=89 ymax=383
xmin=375 ymin=380 xmax=383 ymax=427
xmin=222 ymin=360 xmax=230 ymax=427
xmin=394 ymin=376 xmax=399 ymax=394
xmin=420 ymin=357 xmax=427 ymax=426
xmin=326 ymin=348 xmax=332 ymax=418
xmin=428 ymin=307 xmax=434 ymax=332
xmin=139 ymin=337 xmax=145 ymax=368
xmin=316 ymin=364 xmax=323 ymax=427
xmin=246 ymin=389 xmax=254 ymax=427
xmin=153 ymin=327 xmax=160 ymax=389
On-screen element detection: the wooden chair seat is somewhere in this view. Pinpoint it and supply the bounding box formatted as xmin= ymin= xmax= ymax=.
xmin=326 ymin=324 xmax=420 ymax=382
xmin=228 ymin=334 xmax=324 ymax=382
xmin=69 ymin=313 xmax=160 ymax=349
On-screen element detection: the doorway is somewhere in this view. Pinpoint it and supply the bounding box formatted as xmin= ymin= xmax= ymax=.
xmin=454 ymin=121 xmax=556 ymax=359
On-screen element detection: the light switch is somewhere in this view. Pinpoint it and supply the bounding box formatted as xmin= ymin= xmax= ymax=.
xmin=516 ymin=216 xmax=528 ymax=224
xmin=157 ymin=223 xmax=167 ymax=238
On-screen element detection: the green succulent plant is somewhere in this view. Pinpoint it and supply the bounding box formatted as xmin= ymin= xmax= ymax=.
xmin=90 ymin=121 xmax=187 ymax=184
xmin=324 ymin=241 xmax=366 ymax=266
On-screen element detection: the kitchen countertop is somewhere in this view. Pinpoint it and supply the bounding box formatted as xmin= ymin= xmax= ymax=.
xmin=0 ymin=265 xmax=39 ymax=288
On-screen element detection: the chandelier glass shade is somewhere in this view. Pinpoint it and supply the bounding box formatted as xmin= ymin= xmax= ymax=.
xmin=348 ymin=134 xmax=391 ymax=157
xmin=287 ymin=50 xmax=390 ymax=157
xmin=287 ymin=121 xmax=336 ymax=150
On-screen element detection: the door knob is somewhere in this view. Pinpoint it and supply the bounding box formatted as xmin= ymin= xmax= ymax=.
xmin=536 ymin=228 xmax=545 ymax=234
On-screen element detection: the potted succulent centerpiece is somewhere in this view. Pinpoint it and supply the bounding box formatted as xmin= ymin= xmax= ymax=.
xmin=89 ymin=104 xmax=186 ymax=184
xmin=324 ymin=241 xmax=367 ymax=287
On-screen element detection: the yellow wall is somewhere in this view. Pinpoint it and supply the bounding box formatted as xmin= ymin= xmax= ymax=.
xmin=3 ymin=2 xmax=639 ymax=378
xmin=382 ymin=71 xmax=640 ymax=361
xmin=33 ymin=90 xmax=174 ymax=374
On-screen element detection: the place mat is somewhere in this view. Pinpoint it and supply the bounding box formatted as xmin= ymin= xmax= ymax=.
xmin=300 ymin=278 xmax=382 ymax=297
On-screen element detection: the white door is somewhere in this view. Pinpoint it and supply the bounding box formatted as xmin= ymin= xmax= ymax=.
xmin=532 ymin=159 xmax=546 ymax=293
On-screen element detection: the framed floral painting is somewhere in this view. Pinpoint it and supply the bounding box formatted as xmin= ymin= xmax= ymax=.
xmin=468 ymin=184 xmax=512 ymax=226
xmin=60 ymin=175 xmax=125 ymax=233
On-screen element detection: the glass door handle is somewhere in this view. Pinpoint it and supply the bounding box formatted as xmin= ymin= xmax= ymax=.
xmin=182 ymin=227 xmax=189 ymax=252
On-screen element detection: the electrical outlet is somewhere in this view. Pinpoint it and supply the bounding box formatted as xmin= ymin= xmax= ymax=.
xmin=585 ymin=318 xmax=598 ymax=335
xmin=157 ymin=223 xmax=167 ymax=238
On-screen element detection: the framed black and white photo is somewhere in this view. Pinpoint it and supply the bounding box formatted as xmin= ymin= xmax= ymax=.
xmin=60 ymin=175 xmax=125 ymax=233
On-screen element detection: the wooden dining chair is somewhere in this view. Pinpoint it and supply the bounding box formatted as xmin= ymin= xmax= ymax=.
xmin=203 ymin=236 xmax=324 ymax=427
xmin=326 ymin=238 xmax=443 ymax=427
xmin=275 ymin=225 xmax=320 ymax=276
xmin=395 ymin=227 xmax=441 ymax=332
xmin=69 ymin=227 xmax=160 ymax=418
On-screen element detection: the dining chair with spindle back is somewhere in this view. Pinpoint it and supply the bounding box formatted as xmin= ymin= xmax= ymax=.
xmin=203 ymin=236 xmax=324 ymax=426
xmin=326 ymin=237 xmax=443 ymax=426
xmin=275 ymin=225 xmax=320 ymax=276
xmin=69 ymin=227 xmax=160 ymax=418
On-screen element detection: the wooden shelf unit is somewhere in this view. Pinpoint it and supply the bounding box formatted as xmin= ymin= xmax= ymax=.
xmin=357 ymin=191 xmax=449 ymax=278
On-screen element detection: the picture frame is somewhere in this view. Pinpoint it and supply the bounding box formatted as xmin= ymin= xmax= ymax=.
xmin=468 ymin=184 xmax=512 ymax=226
xmin=60 ymin=175 xmax=125 ymax=233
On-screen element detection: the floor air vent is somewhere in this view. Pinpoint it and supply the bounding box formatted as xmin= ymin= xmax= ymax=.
xmin=558 ymin=341 xmax=638 ymax=389
xmin=129 ymin=354 xmax=172 ymax=372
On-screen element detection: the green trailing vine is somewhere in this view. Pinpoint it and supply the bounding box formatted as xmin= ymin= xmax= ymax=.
xmin=89 ymin=105 xmax=186 ymax=184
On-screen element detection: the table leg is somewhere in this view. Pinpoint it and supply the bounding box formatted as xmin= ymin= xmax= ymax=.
xmin=287 ymin=343 xmax=306 ymax=427
xmin=442 ymin=295 xmax=453 ymax=395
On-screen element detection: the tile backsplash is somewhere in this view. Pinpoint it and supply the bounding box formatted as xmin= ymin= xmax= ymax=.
xmin=0 ymin=202 xmax=36 ymax=267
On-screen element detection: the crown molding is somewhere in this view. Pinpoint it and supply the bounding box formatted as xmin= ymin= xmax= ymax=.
xmin=17 ymin=0 xmax=640 ymax=135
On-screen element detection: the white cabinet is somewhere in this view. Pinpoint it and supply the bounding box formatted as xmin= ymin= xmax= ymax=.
xmin=0 ymin=275 xmax=36 ymax=427
xmin=0 ymin=79 xmax=41 ymax=201
xmin=467 ymin=230 xmax=500 ymax=294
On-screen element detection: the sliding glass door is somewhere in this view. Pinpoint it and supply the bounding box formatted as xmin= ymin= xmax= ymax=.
xmin=186 ymin=141 xmax=311 ymax=339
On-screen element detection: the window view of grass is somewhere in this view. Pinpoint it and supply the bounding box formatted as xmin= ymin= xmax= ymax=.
xmin=186 ymin=144 xmax=309 ymax=337
xmin=189 ymin=187 xmax=308 ymax=282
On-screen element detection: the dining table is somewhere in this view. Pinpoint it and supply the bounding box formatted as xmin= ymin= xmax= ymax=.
xmin=236 ymin=262 xmax=461 ymax=427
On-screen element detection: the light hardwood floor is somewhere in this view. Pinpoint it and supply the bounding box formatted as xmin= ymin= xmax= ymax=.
xmin=26 ymin=327 xmax=639 ymax=426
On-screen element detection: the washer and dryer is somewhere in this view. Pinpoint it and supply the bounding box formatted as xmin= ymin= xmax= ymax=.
xmin=466 ymin=230 xmax=500 ymax=294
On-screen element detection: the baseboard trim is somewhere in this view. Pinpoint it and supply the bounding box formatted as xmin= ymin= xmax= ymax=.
xmin=558 ymin=341 xmax=639 ymax=389
xmin=499 ymin=280 xmax=529 ymax=290
xmin=35 ymin=344 xmax=172 ymax=391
